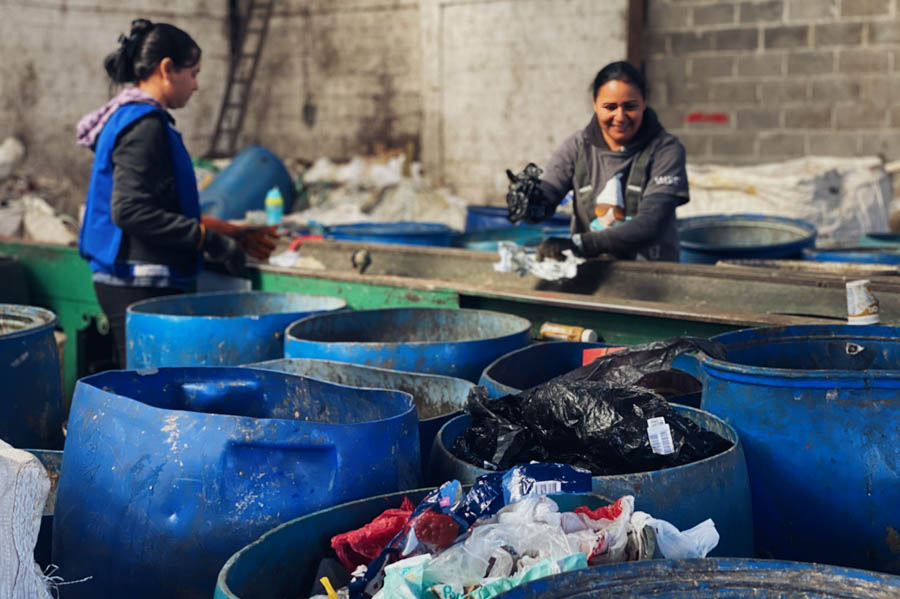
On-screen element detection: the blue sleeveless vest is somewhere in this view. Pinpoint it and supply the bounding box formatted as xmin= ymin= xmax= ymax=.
xmin=78 ymin=103 xmax=201 ymax=279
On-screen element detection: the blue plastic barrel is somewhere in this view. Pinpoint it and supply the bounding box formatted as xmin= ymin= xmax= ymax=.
xmin=698 ymin=325 xmax=900 ymax=573
xmin=199 ymin=145 xmax=295 ymax=219
xmin=52 ymin=367 xmax=419 ymax=599
xmin=465 ymin=205 xmax=571 ymax=232
xmin=214 ymin=490 xmax=612 ymax=599
xmin=246 ymin=358 xmax=473 ymax=468
xmin=324 ymin=222 xmax=456 ymax=246
xmin=480 ymin=342 xmax=702 ymax=407
xmin=285 ymin=307 xmax=532 ymax=382
xmin=678 ymin=214 xmax=816 ymax=264
xmin=126 ymin=291 xmax=346 ymax=369
xmin=25 ymin=448 xmax=61 ymax=569
xmin=0 ymin=305 xmax=63 ymax=449
xmin=803 ymin=247 xmax=900 ymax=264
xmin=859 ymin=232 xmax=900 ymax=247
xmin=493 ymin=558 xmax=900 ymax=598
xmin=428 ymin=406 xmax=753 ymax=558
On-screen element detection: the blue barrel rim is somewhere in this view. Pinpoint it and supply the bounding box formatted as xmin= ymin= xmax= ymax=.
xmin=678 ymin=214 xmax=817 ymax=252
xmin=493 ymin=557 xmax=900 ymax=597
xmin=480 ymin=341 xmax=613 ymax=396
xmin=700 ymin=324 xmax=900 ymax=387
xmin=802 ymin=246 xmax=900 ymax=264
xmin=326 ymin=222 xmax=455 ymax=236
xmin=126 ymin=290 xmax=347 ymax=320
xmin=0 ymin=304 xmax=58 ymax=340
xmin=246 ymin=357 xmax=471 ymax=422
xmin=286 ymin=307 xmax=533 ymax=348
xmin=76 ymin=367 xmax=417 ymax=427
xmin=433 ymin=403 xmax=743 ymax=478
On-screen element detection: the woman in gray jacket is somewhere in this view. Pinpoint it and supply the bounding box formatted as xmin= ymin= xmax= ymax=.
xmin=511 ymin=61 xmax=689 ymax=262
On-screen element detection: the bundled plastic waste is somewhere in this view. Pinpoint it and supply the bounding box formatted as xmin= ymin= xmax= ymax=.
xmin=310 ymin=464 xmax=719 ymax=599
xmin=452 ymin=338 xmax=732 ymax=474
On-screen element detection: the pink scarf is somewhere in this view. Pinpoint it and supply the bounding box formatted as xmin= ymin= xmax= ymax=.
xmin=76 ymin=87 xmax=163 ymax=149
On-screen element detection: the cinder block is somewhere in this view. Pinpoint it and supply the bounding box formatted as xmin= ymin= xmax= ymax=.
xmin=787 ymin=0 xmax=839 ymax=20
xmin=646 ymin=56 xmax=688 ymax=81
xmin=806 ymin=132 xmax=860 ymax=156
xmin=758 ymin=132 xmax=805 ymax=157
xmin=839 ymin=49 xmax=890 ymax=73
xmin=860 ymin=77 xmax=892 ymax=105
xmin=669 ymin=82 xmax=711 ymax=104
xmin=869 ymin=21 xmax=900 ymax=44
xmin=671 ymin=31 xmax=715 ymax=54
xmin=764 ymin=25 xmax=811 ymax=49
xmin=784 ymin=104 xmax=833 ymax=128
xmin=735 ymin=107 xmax=780 ymax=129
xmin=712 ymin=27 xmax=759 ymax=51
xmin=814 ymin=23 xmax=864 ymax=46
xmin=712 ymin=134 xmax=757 ymax=155
xmin=811 ymin=78 xmax=861 ymax=101
xmin=691 ymin=55 xmax=735 ymax=77
xmin=710 ymin=80 xmax=758 ymax=103
xmin=644 ymin=30 xmax=670 ymax=56
xmin=787 ymin=51 xmax=835 ymax=75
xmin=739 ymin=0 xmax=783 ymax=23
xmin=841 ymin=0 xmax=891 ymax=17
xmin=835 ymin=101 xmax=888 ymax=128
xmin=737 ymin=53 xmax=784 ymax=77
xmin=675 ymin=132 xmax=712 ymax=159
xmin=760 ymin=80 xmax=809 ymax=102
xmin=890 ymin=105 xmax=900 ymax=127
xmin=653 ymin=107 xmax=687 ymax=130
xmin=860 ymin=131 xmax=900 ymax=156
xmin=647 ymin=1 xmax=690 ymax=29
xmin=694 ymin=3 xmax=736 ymax=25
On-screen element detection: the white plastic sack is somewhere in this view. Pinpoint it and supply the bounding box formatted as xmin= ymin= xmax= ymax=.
xmin=0 ymin=137 xmax=25 ymax=180
xmin=679 ymin=156 xmax=892 ymax=245
xmin=0 ymin=440 xmax=52 ymax=599
xmin=22 ymin=195 xmax=77 ymax=245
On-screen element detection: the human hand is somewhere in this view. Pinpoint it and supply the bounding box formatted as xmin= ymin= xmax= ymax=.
xmin=235 ymin=225 xmax=279 ymax=260
xmin=536 ymin=237 xmax=577 ymax=262
xmin=203 ymin=230 xmax=247 ymax=276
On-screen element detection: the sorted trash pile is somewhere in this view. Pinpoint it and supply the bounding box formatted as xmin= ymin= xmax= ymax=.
xmin=453 ymin=338 xmax=733 ymax=474
xmin=309 ymin=464 xmax=719 ymax=599
xmin=285 ymin=155 xmax=469 ymax=230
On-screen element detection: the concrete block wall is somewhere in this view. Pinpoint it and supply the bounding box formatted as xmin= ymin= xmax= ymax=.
xmin=0 ymin=1 xmax=230 ymax=214
xmin=644 ymin=0 xmax=900 ymax=167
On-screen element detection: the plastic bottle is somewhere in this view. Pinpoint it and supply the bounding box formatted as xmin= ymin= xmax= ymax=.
xmin=539 ymin=322 xmax=598 ymax=342
xmin=265 ymin=186 xmax=283 ymax=226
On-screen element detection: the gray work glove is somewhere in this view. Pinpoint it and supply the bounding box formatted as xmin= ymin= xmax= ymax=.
xmin=203 ymin=230 xmax=247 ymax=276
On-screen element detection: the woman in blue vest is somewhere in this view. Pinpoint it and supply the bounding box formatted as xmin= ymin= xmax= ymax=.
xmin=507 ymin=61 xmax=689 ymax=262
xmin=77 ymin=19 xmax=277 ymax=368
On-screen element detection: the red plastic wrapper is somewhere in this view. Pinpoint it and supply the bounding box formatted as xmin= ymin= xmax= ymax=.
xmin=331 ymin=497 xmax=416 ymax=571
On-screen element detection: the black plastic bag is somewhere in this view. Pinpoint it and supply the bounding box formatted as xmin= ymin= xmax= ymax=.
xmin=451 ymin=337 xmax=732 ymax=476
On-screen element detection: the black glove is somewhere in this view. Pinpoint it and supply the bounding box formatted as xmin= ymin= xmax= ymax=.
xmin=505 ymin=163 xmax=555 ymax=224
xmin=203 ymin=230 xmax=247 ymax=276
xmin=536 ymin=236 xmax=578 ymax=262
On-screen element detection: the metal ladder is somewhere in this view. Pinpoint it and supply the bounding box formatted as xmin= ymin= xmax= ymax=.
xmin=207 ymin=0 xmax=276 ymax=158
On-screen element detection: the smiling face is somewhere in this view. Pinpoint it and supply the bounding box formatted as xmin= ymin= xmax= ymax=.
xmin=593 ymin=78 xmax=646 ymax=151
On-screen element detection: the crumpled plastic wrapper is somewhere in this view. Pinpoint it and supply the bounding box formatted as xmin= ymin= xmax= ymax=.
xmin=493 ymin=241 xmax=584 ymax=281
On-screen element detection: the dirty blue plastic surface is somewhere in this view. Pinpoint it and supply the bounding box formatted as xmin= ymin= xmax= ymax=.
xmin=324 ymin=222 xmax=456 ymax=246
xmin=0 ymin=305 xmax=63 ymax=449
xmin=465 ymin=205 xmax=571 ymax=232
xmin=214 ymin=489 xmax=612 ymax=599
xmin=24 ymin=448 xmax=61 ymax=569
xmin=285 ymin=307 xmax=532 ymax=382
xmin=678 ymin=214 xmax=816 ymax=264
xmin=126 ymin=291 xmax=346 ymax=369
xmin=492 ymin=558 xmax=900 ymax=598
xmin=246 ymin=358 xmax=473 ymax=469
xmin=428 ymin=407 xmax=753 ymax=558
xmin=699 ymin=325 xmax=900 ymax=573
xmin=802 ymin=247 xmax=900 ymax=264
xmin=199 ymin=145 xmax=295 ymax=219
xmin=479 ymin=342 xmax=702 ymax=407
xmin=52 ymin=367 xmax=420 ymax=599
xmin=859 ymin=232 xmax=900 ymax=247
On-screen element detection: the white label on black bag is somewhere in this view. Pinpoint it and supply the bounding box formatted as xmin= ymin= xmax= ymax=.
xmin=532 ymin=480 xmax=562 ymax=495
xmin=647 ymin=417 xmax=675 ymax=455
